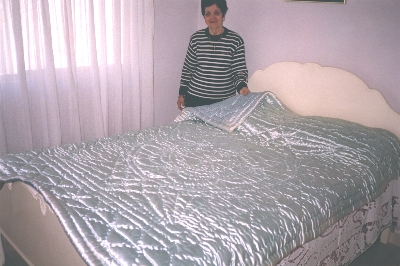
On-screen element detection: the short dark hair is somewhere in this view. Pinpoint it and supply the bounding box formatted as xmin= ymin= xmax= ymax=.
xmin=201 ymin=0 xmax=228 ymax=17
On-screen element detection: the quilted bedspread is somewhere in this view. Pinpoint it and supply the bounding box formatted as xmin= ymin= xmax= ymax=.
xmin=1 ymin=92 xmax=400 ymax=266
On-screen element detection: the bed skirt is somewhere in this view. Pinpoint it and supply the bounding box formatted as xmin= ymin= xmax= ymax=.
xmin=278 ymin=176 xmax=400 ymax=266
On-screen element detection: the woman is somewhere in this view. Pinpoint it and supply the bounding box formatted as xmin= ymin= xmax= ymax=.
xmin=177 ymin=0 xmax=250 ymax=110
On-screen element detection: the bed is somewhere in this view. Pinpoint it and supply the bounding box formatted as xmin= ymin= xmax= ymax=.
xmin=1 ymin=61 xmax=400 ymax=266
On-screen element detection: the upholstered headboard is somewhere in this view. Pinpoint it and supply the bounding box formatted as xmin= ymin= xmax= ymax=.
xmin=248 ymin=62 xmax=400 ymax=139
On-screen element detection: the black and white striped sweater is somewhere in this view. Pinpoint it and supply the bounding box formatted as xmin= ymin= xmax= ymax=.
xmin=179 ymin=27 xmax=248 ymax=105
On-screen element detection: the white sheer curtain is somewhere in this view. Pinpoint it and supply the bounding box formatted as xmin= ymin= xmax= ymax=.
xmin=0 ymin=0 xmax=154 ymax=157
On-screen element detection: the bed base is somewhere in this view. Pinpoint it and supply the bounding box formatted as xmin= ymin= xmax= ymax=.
xmin=278 ymin=177 xmax=400 ymax=265
xmin=0 ymin=182 xmax=86 ymax=266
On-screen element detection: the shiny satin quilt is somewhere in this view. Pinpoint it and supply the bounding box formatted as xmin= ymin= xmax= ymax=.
xmin=1 ymin=92 xmax=400 ymax=266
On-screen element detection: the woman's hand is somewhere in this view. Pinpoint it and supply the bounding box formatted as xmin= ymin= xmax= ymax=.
xmin=177 ymin=95 xmax=185 ymax=111
xmin=239 ymin=87 xmax=250 ymax=96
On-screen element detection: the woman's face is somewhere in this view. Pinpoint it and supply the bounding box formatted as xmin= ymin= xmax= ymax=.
xmin=204 ymin=4 xmax=224 ymax=32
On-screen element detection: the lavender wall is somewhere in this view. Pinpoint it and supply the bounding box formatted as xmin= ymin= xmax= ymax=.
xmin=153 ymin=1 xmax=198 ymax=126
xmin=154 ymin=0 xmax=400 ymax=126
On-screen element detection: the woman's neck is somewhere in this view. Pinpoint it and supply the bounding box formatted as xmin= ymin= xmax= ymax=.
xmin=208 ymin=27 xmax=224 ymax=36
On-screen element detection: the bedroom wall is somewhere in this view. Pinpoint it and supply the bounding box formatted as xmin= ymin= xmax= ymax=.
xmin=153 ymin=1 xmax=198 ymax=126
xmin=154 ymin=0 xmax=400 ymax=126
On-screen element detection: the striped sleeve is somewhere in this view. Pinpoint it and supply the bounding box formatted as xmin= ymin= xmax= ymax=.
xmin=230 ymin=35 xmax=248 ymax=92
xmin=179 ymin=35 xmax=198 ymax=95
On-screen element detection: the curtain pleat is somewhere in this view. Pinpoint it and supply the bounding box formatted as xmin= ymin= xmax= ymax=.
xmin=0 ymin=0 xmax=154 ymax=156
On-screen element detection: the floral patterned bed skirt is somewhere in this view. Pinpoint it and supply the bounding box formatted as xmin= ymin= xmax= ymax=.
xmin=278 ymin=177 xmax=400 ymax=266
